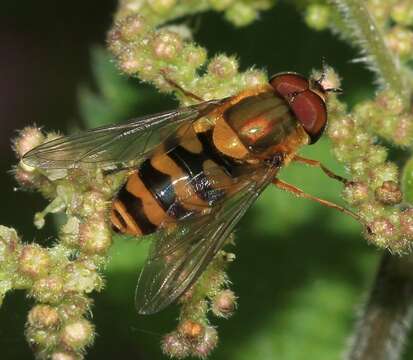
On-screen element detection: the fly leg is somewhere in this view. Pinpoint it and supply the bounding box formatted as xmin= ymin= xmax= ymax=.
xmin=160 ymin=69 xmax=205 ymax=102
xmin=272 ymin=178 xmax=371 ymax=233
xmin=292 ymin=155 xmax=348 ymax=185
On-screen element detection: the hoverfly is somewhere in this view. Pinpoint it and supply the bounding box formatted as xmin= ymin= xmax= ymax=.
xmin=23 ymin=72 xmax=351 ymax=315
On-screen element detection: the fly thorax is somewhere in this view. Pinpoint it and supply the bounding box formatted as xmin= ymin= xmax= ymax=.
xmin=222 ymin=92 xmax=299 ymax=156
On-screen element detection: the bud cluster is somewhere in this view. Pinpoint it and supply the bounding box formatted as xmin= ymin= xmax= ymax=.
xmin=7 ymin=128 xmax=126 ymax=359
xmin=327 ymin=90 xmax=413 ymax=252
xmin=162 ymin=250 xmax=237 ymax=358
xmin=107 ymin=2 xmax=270 ymax=105
xmin=304 ymin=1 xmax=413 ymax=77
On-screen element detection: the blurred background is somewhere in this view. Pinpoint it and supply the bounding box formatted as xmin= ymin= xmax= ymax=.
xmin=0 ymin=1 xmax=390 ymax=359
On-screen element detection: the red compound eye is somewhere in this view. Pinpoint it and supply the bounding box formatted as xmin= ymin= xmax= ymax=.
xmin=270 ymin=72 xmax=327 ymax=143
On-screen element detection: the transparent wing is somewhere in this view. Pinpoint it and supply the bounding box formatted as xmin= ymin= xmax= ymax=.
xmin=135 ymin=162 xmax=280 ymax=315
xmin=22 ymin=99 xmax=224 ymax=169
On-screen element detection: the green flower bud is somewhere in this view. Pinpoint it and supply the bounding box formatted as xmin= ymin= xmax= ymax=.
xmin=208 ymin=55 xmax=238 ymax=78
xmin=367 ymin=218 xmax=396 ymax=248
xmin=80 ymin=191 xmax=108 ymax=218
xmin=182 ymin=45 xmax=207 ymax=69
xmin=305 ymin=4 xmax=331 ymax=31
xmin=211 ymin=289 xmax=237 ymax=318
xmin=79 ymin=216 xmax=112 ymax=255
xmin=375 ymin=181 xmax=402 ymax=205
xmin=152 ymin=30 xmax=183 ymax=60
xmin=118 ymin=14 xmax=147 ymax=42
xmin=241 ymin=69 xmax=267 ymax=88
xmin=225 ymin=3 xmax=257 ymax=27
xmin=178 ymin=320 xmax=205 ymax=340
xmin=28 ymin=305 xmax=60 ymax=329
xmin=63 ymin=261 xmax=103 ymax=294
xmin=60 ymin=319 xmax=94 ymax=351
xmin=117 ymin=48 xmax=143 ymax=75
xmin=161 ymin=331 xmax=191 ymax=359
xmin=18 ymin=244 xmax=51 ymax=280
xmin=12 ymin=126 xmax=44 ymax=158
xmin=192 ymin=326 xmax=218 ymax=358
xmin=31 ymin=274 xmax=65 ymax=304
xmin=26 ymin=327 xmax=58 ymax=350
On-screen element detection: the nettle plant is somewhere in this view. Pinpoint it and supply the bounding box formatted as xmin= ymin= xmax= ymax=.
xmin=3 ymin=0 xmax=413 ymax=359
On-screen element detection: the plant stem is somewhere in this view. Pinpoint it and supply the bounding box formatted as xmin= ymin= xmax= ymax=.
xmin=345 ymin=253 xmax=413 ymax=360
xmin=331 ymin=0 xmax=410 ymax=108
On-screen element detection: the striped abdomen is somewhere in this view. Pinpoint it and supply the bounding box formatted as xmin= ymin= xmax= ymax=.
xmin=111 ymin=130 xmax=242 ymax=236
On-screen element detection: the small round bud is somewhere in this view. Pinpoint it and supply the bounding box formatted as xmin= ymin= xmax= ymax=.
xmin=368 ymin=218 xmax=396 ymax=248
xmin=376 ymin=90 xmax=404 ymax=115
xmin=58 ymin=296 xmax=91 ymax=321
xmin=51 ymin=352 xmax=80 ymax=360
xmin=353 ymin=101 xmax=379 ymax=121
xmin=28 ymin=305 xmax=60 ymax=329
xmin=349 ymin=159 xmax=368 ymax=178
xmin=364 ymin=145 xmax=388 ymax=165
xmin=60 ymin=319 xmax=94 ymax=351
xmin=370 ymin=163 xmax=399 ymax=189
xmin=13 ymin=127 xmax=44 ymax=158
xmin=161 ymin=331 xmax=191 ymax=359
xmin=342 ymin=181 xmax=369 ymax=206
xmin=178 ymin=320 xmax=204 ymax=340
xmin=63 ymin=262 xmax=103 ymax=294
xmin=148 ymin=0 xmax=177 ymax=14
xmin=211 ymin=289 xmax=237 ymax=318
xmin=375 ymin=181 xmax=402 ymax=205
xmin=208 ymin=55 xmax=238 ymax=78
xmin=118 ymin=15 xmax=146 ymax=42
xmin=31 ymin=275 xmax=64 ymax=304
xmin=182 ymin=45 xmax=207 ymax=69
xmin=152 ymin=30 xmax=183 ymax=60
xmin=80 ymin=191 xmax=108 ymax=217
xmin=225 ymin=3 xmax=257 ymax=27
xmin=106 ymin=27 xmax=124 ymax=55
xmin=192 ymin=326 xmax=218 ymax=358
xmin=241 ymin=69 xmax=267 ymax=88
xmin=305 ymin=4 xmax=330 ymax=31
xmin=117 ymin=49 xmax=141 ymax=75
xmin=18 ymin=244 xmax=51 ymax=279
xmin=26 ymin=328 xmax=58 ymax=349
xmin=352 ymin=130 xmax=371 ymax=149
xmin=327 ymin=116 xmax=354 ymax=143
xmin=78 ymin=216 xmax=112 ymax=255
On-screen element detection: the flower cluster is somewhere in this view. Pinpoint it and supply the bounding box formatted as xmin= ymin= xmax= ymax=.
xmin=4 ymin=126 xmax=126 ymax=359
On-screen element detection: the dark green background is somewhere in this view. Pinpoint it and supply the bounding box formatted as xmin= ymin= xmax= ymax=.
xmin=0 ymin=1 xmax=388 ymax=359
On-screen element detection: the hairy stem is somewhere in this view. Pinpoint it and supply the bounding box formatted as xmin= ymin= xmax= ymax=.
xmin=331 ymin=0 xmax=410 ymax=108
xmin=345 ymin=253 xmax=413 ymax=360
